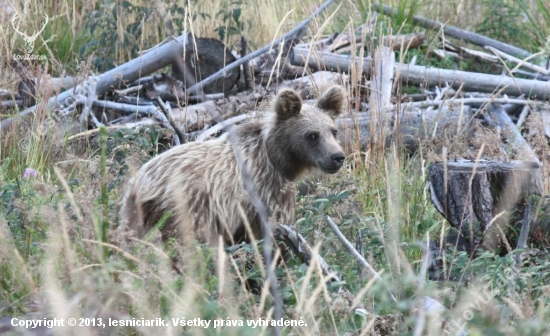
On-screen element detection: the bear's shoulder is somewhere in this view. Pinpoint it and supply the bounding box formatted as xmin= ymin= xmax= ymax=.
xmin=233 ymin=120 xmax=264 ymax=140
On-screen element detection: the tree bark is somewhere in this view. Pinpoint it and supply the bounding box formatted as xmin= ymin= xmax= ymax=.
xmin=429 ymin=159 xmax=543 ymax=252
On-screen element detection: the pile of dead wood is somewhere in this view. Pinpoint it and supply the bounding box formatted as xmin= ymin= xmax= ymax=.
xmin=1 ymin=1 xmax=549 ymax=155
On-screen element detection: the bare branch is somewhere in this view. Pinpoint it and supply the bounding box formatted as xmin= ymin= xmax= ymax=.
xmin=373 ymin=2 xmax=531 ymax=58
xmin=185 ymin=0 xmax=338 ymax=95
xmin=155 ymin=96 xmax=186 ymax=145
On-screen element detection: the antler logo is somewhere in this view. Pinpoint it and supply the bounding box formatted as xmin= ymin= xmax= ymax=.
xmin=11 ymin=13 xmax=49 ymax=54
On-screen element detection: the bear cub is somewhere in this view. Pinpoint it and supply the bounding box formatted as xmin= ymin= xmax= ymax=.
xmin=120 ymin=85 xmax=347 ymax=246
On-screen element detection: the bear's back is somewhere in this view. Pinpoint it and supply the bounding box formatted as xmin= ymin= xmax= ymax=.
xmin=122 ymin=120 xmax=294 ymax=245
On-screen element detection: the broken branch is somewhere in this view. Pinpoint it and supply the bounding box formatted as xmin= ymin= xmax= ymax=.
xmin=373 ymin=2 xmax=531 ymax=58
xmin=185 ymin=0 xmax=338 ymax=95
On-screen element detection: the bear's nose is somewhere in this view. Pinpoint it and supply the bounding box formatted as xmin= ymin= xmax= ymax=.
xmin=331 ymin=153 xmax=345 ymax=166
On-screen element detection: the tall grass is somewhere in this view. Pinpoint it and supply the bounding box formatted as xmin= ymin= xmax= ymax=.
xmin=517 ymin=0 xmax=550 ymax=52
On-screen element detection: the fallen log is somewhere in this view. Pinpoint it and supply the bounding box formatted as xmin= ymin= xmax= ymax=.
xmin=372 ymin=2 xmax=531 ymax=58
xmin=515 ymin=69 xmax=550 ymax=82
xmin=485 ymin=46 xmax=550 ymax=76
xmin=290 ymin=48 xmax=550 ymax=100
xmin=184 ymin=0 xmax=337 ymax=96
xmin=486 ymin=103 xmax=539 ymax=163
xmin=290 ymin=47 xmax=373 ymax=75
xmin=155 ymin=96 xmax=185 ymax=145
xmin=330 ymin=32 xmax=425 ymax=54
xmin=1 ymin=100 xmax=22 ymax=109
xmin=190 ymin=99 xmax=471 ymax=154
xmin=174 ymin=71 xmax=346 ymax=132
xmin=91 ymin=100 xmax=157 ymax=115
xmin=44 ymin=76 xmax=76 ymax=90
xmin=338 ymin=106 xmax=471 ymax=153
xmin=406 ymin=97 xmax=541 ymax=109
xmin=0 ymin=89 xmax=16 ymax=99
xmin=171 ymin=89 xmax=263 ymax=133
xmin=429 ymin=159 xmax=543 ymax=252
xmin=385 ymin=33 xmax=425 ymax=51
xmin=1 ymin=35 xmax=191 ymax=132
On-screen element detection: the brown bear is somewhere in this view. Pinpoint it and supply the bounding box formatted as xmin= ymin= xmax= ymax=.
xmin=120 ymin=85 xmax=346 ymax=246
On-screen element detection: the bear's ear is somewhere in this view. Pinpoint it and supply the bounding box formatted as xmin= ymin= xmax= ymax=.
xmin=317 ymin=85 xmax=346 ymax=119
xmin=274 ymin=89 xmax=302 ymax=120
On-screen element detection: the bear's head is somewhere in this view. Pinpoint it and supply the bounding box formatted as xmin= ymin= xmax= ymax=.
xmin=265 ymin=85 xmax=346 ymax=180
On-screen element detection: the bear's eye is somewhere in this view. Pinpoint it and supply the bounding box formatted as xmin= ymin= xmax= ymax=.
xmin=307 ymin=132 xmax=319 ymax=141
xmin=332 ymin=130 xmax=338 ymax=137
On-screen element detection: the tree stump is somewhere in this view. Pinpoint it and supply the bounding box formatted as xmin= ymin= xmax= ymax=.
xmin=171 ymin=36 xmax=240 ymax=94
xmin=429 ymin=159 xmax=543 ymax=252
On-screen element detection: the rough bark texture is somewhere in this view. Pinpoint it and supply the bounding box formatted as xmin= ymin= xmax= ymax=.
xmin=429 ymin=160 xmax=543 ymax=252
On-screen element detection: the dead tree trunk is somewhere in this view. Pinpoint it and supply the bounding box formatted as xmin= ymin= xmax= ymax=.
xmin=429 ymin=160 xmax=543 ymax=252
xmin=290 ymin=47 xmax=550 ymax=99
xmin=339 ymin=106 xmax=471 ymax=153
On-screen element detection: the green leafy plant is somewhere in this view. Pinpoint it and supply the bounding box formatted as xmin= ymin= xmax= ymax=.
xmin=517 ymin=0 xmax=550 ymax=52
xmin=475 ymin=0 xmax=532 ymax=53
xmin=81 ymin=1 xmax=152 ymax=71
xmin=215 ymin=0 xmax=251 ymax=40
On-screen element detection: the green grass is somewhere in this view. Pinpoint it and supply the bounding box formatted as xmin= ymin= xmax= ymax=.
xmin=3 ymin=136 xmax=550 ymax=334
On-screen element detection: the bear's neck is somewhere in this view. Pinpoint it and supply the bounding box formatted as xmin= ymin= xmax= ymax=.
xmin=264 ymin=135 xmax=304 ymax=181
xmin=235 ymin=121 xmax=303 ymax=182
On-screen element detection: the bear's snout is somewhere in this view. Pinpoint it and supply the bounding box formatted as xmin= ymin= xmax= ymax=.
xmin=318 ymin=152 xmax=345 ymax=174
xmin=331 ymin=153 xmax=345 ymax=166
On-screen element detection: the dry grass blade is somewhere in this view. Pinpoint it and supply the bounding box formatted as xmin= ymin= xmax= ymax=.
xmin=225 ymin=125 xmax=283 ymax=336
xmin=325 ymin=216 xmax=397 ymax=303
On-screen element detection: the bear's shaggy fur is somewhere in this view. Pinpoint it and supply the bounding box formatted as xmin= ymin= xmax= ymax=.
xmin=120 ymin=85 xmax=346 ymax=245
